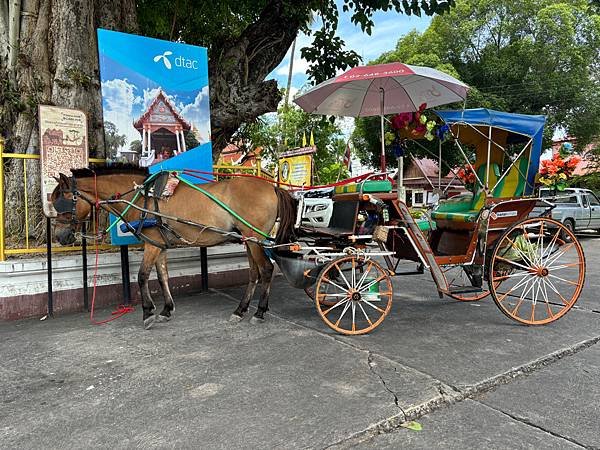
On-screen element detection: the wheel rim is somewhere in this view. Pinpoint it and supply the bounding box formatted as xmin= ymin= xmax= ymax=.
xmin=443 ymin=265 xmax=491 ymax=302
xmin=315 ymin=256 xmax=393 ymax=335
xmin=489 ymin=218 xmax=585 ymax=325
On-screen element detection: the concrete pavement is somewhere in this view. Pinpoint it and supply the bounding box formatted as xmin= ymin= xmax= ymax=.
xmin=0 ymin=236 xmax=599 ymax=449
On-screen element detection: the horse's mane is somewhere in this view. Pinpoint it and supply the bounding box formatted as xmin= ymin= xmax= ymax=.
xmin=70 ymin=164 xmax=149 ymax=178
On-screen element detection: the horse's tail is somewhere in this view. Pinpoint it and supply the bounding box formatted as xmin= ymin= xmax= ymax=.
xmin=274 ymin=187 xmax=298 ymax=244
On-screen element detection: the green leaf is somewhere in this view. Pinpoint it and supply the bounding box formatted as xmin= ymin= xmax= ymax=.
xmin=401 ymin=421 xmax=423 ymax=431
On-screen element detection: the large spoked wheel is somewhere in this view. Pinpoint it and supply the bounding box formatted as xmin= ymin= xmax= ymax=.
xmin=443 ymin=265 xmax=491 ymax=302
xmin=488 ymin=217 xmax=585 ymax=325
xmin=315 ymin=256 xmax=393 ymax=335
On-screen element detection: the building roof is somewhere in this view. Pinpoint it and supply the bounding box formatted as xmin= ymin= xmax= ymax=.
xmin=133 ymin=90 xmax=191 ymax=131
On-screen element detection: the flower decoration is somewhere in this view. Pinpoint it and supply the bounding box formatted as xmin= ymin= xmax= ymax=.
xmin=456 ymin=165 xmax=477 ymax=191
xmin=390 ymin=103 xmax=451 ymax=143
xmin=539 ymin=149 xmax=581 ymax=191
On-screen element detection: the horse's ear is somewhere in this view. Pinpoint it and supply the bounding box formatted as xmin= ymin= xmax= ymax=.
xmin=58 ymin=173 xmax=69 ymax=187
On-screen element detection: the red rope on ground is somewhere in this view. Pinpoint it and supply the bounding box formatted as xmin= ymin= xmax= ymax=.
xmin=89 ymin=171 xmax=135 ymax=325
xmin=180 ymin=168 xmax=383 ymax=190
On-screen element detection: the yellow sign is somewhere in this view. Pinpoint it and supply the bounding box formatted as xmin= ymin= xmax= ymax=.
xmin=39 ymin=105 xmax=88 ymax=217
xmin=279 ymin=154 xmax=312 ymax=187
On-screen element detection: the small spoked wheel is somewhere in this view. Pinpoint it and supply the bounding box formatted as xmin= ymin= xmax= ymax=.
xmin=315 ymin=256 xmax=393 ymax=335
xmin=443 ymin=265 xmax=491 ymax=302
xmin=488 ymin=217 xmax=585 ymax=325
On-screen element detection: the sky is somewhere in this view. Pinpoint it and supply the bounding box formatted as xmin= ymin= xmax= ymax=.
xmin=270 ymin=4 xmax=433 ymax=97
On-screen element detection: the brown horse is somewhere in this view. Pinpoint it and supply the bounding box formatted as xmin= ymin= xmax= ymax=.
xmin=51 ymin=166 xmax=297 ymax=329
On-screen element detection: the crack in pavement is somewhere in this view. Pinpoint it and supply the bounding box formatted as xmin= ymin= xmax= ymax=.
xmin=367 ymin=351 xmax=406 ymax=419
xmin=473 ymin=400 xmax=589 ymax=449
xmin=325 ymin=335 xmax=600 ymax=449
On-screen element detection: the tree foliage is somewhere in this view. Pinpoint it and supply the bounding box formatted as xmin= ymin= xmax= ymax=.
xmin=353 ymin=0 xmax=600 ymax=169
xmin=235 ymin=101 xmax=349 ymax=183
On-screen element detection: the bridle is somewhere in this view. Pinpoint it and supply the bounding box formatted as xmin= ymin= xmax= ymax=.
xmin=52 ymin=176 xmax=86 ymax=225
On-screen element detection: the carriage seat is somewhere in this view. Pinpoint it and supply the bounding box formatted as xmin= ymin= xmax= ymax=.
xmin=491 ymin=157 xmax=529 ymax=198
xmin=431 ymin=163 xmax=501 ymax=225
xmin=334 ymin=179 xmax=392 ymax=194
xmin=299 ymin=200 xmax=359 ymax=237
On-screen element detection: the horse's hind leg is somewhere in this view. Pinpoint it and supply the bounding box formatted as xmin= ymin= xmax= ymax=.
xmin=139 ymin=244 xmax=162 ymax=330
xmin=230 ymin=244 xmax=260 ymax=322
xmin=248 ymin=243 xmax=275 ymax=324
xmin=155 ymin=250 xmax=175 ymax=322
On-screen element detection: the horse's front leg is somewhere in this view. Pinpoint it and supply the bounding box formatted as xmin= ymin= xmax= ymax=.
xmin=249 ymin=244 xmax=275 ymax=324
xmin=138 ymin=245 xmax=162 ymax=329
xmin=229 ymin=244 xmax=260 ymax=322
xmin=155 ymin=250 xmax=175 ymax=322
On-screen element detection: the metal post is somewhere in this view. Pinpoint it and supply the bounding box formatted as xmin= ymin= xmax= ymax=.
xmin=0 ymin=137 xmax=5 ymax=261
xmin=46 ymin=218 xmax=53 ymax=317
xmin=81 ymin=222 xmax=89 ymax=311
xmin=379 ymin=88 xmax=386 ymax=172
xmin=486 ymin=125 xmax=492 ymax=190
xmin=200 ymin=247 xmax=208 ymax=291
xmin=120 ymin=245 xmax=131 ymax=304
xmin=438 ymin=140 xmax=442 ymax=189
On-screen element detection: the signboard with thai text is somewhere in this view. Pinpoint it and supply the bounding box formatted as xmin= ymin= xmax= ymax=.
xmin=39 ymin=105 xmax=88 ymax=217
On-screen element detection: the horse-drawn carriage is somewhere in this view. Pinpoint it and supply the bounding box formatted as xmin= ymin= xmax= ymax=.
xmin=51 ymin=109 xmax=585 ymax=334
xmin=274 ymin=109 xmax=585 ymax=335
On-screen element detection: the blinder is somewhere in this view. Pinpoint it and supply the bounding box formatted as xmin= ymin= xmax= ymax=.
xmin=52 ymin=177 xmax=80 ymax=224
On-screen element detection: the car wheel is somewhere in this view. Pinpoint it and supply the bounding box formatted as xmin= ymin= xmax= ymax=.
xmin=561 ymin=219 xmax=574 ymax=241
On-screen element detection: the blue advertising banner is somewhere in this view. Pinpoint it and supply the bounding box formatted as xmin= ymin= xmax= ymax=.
xmin=97 ymin=29 xmax=213 ymax=183
xmin=108 ymin=213 xmax=141 ymax=246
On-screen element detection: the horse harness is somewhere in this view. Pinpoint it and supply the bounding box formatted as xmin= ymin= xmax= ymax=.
xmin=52 ymin=172 xmax=189 ymax=250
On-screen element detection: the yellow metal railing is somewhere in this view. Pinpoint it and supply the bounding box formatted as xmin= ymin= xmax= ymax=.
xmin=0 ymin=138 xmax=108 ymax=261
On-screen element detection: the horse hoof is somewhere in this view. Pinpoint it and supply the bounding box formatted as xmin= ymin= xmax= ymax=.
xmin=250 ymin=316 xmax=265 ymax=324
xmin=144 ymin=316 xmax=156 ymax=330
xmin=156 ymin=314 xmax=171 ymax=323
xmin=229 ymin=314 xmax=244 ymax=323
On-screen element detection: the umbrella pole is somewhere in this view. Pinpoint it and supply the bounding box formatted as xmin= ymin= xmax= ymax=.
xmin=379 ymin=88 xmax=386 ymax=172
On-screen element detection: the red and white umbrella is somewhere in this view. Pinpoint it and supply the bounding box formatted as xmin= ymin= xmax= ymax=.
xmin=294 ymin=62 xmax=469 ymax=171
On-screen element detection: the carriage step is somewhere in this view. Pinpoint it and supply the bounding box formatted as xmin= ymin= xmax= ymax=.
xmin=448 ymin=286 xmax=484 ymax=294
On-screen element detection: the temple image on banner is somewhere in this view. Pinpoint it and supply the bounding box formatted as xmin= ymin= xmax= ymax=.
xmin=132 ymin=90 xmax=201 ymax=167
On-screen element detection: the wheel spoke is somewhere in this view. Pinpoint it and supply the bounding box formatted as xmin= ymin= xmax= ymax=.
xmin=357 ymin=302 xmax=373 ymax=326
xmin=333 ymin=262 xmax=352 ymax=291
xmin=359 ymin=275 xmax=386 ymax=293
xmin=335 ymin=300 xmax=352 ymax=326
xmin=351 ymin=301 xmax=356 ymax=332
xmin=323 ymin=298 xmax=349 ymax=315
xmin=351 ymin=259 xmax=356 ymax=289
xmin=544 ymin=277 xmax=571 ymax=306
xmin=505 ymin=235 xmax=536 ymax=268
xmin=541 ymin=229 xmax=562 ymax=265
xmin=355 ymin=262 xmax=374 ymax=292
xmin=536 ymin=221 xmax=545 ymax=265
xmin=497 ymin=273 xmax=534 ymax=303
xmin=493 ymin=271 xmax=530 ymax=282
xmin=495 ymin=255 xmax=532 ymax=271
xmin=510 ymin=278 xmax=535 ymax=315
xmin=547 ymin=273 xmax=579 ymax=286
xmin=540 ymin=278 xmax=555 ymax=319
xmin=547 ymin=262 xmax=583 ymax=271
xmin=322 ymin=276 xmax=349 ymax=294
xmin=544 ymin=243 xmax=575 ymax=268
xmin=361 ymin=298 xmax=386 ymax=314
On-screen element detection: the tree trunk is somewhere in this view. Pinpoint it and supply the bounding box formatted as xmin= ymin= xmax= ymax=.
xmin=0 ymin=0 xmax=136 ymax=243
xmin=208 ymin=0 xmax=306 ymax=160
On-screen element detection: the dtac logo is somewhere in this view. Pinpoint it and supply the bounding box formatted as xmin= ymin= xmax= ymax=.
xmin=153 ymin=50 xmax=198 ymax=70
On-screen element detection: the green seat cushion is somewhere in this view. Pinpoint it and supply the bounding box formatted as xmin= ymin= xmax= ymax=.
xmin=415 ymin=217 xmax=436 ymax=231
xmin=430 ymin=210 xmax=479 ymax=223
xmin=335 ymin=180 xmax=392 ymax=194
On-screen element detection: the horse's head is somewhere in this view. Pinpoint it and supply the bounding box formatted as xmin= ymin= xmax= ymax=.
xmin=50 ymin=173 xmax=93 ymax=245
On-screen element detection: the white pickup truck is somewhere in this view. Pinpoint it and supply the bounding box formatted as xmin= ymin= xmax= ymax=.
xmin=534 ymin=188 xmax=600 ymax=234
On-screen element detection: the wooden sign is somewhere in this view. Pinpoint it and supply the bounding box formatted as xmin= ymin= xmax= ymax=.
xmin=39 ymin=105 xmax=88 ymax=217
